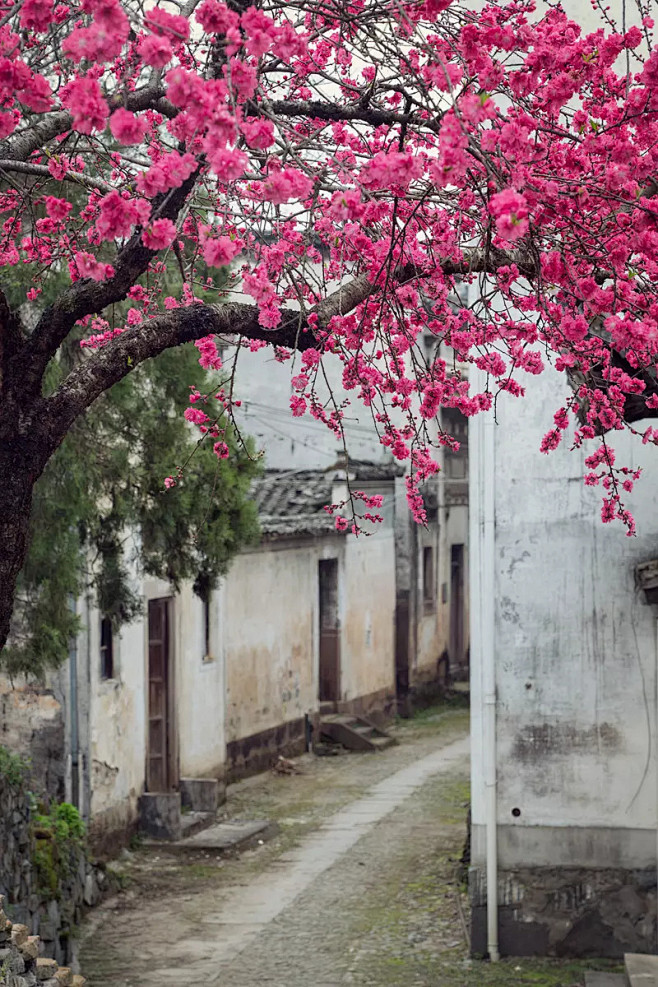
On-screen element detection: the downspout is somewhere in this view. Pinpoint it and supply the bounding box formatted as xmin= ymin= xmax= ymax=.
xmin=482 ymin=408 xmax=499 ymax=962
xmin=68 ymin=596 xmax=80 ymax=810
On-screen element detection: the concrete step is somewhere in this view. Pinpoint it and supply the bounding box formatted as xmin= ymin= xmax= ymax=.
xmin=625 ymin=954 xmax=658 ymax=987
xmin=180 ymin=810 xmax=216 ymax=839
xmin=584 ymin=973 xmax=625 ymax=987
xmin=319 ymin=714 xmax=396 ymax=752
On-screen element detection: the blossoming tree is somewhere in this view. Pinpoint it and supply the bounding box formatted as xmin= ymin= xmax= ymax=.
xmin=1 ymin=0 xmax=657 ymax=652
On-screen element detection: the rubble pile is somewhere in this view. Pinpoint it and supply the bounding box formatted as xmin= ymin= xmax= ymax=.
xmin=0 ymin=897 xmax=86 ymax=987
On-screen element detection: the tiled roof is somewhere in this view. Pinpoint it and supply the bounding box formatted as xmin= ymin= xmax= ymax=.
xmin=252 ymin=459 xmax=400 ymax=540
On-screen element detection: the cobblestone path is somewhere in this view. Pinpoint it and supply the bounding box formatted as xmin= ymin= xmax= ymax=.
xmin=78 ymin=711 xmax=471 ymax=987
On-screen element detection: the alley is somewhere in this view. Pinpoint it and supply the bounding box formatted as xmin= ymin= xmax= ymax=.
xmin=76 ymin=706 xmax=618 ymax=987
xmin=78 ymin=707 xmax=473 ymax=987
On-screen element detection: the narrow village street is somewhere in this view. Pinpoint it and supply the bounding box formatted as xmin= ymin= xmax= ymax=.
xmin=75 ymin=706 xmax=619 ymax=987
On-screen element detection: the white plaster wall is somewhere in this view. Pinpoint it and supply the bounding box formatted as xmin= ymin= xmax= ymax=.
xmin=87 ymin=596 xmax=147 ymax=823
xmin=223 ymin=542 xmax=322 ymax=742
xmin=174 ymin=584 xmax=226 ymax=779
xmin=471 ymin=366 xmax=658 ymax=851
xmin=341 ymin=530 xmax=396 ymax=702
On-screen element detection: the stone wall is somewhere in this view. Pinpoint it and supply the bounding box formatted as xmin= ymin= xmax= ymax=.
xmin=0 ymin=769 xmax=108 ymax=966
xmin=469 ymin=866 xmax=657 ymax=957
xmin=0 ymin=687 xmax=65 ymax=802
xmin=0 ymin=894 xmax=86 ymax=987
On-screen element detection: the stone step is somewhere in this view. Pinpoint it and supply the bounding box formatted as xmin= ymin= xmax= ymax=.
xmin=319 ymin=714 xmax=396 ymax=752
xmin=625 ymin=954 xmax=658 ymax=987
xmin=180 ymin=810 xmax=216 ymax=839
xmin=584 ymin=973 xmax=625 ymax=987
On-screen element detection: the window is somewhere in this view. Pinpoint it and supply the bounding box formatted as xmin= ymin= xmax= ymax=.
xmin=202 ymin=591 xmax=217 ymax=662
xmin=100 ymin=616 xmax=114 ymax=680
xmin=203 ymin=595 xmax=211 ymax=661
xmin=423 ymin=546 xmax=435 ymax=613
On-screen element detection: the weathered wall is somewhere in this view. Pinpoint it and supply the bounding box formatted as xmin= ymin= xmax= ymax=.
xmin=85 ymin=588 xmax=147 ymax=854
xmin=83 ymin=568 xmax=227 ymax=852
xmin=341 ymin=530 xmax=396 ymax=710
xmin=470 ymin=365 xmax=658 ymax=955
xmin=174 ymin=583 xmax=226 ymax=782
xmin=0 ymin=685 xmax=65 ymax=801
xmin=0 ymin=771 xmax=106 ymax=966
xmin=224 ymin=541 xmax=320 ymax=749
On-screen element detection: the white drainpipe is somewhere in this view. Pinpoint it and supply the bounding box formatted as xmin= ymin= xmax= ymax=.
xmin=481 ymin=407 xmax=499 ymax=962
xmin=470 ymin=367 xmax=499 ymax=963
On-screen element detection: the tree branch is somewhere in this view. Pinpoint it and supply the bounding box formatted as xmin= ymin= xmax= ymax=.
xmin=0 ymin=85 xmax=170 ymax=164
xmin=16 ymin=168 xmax=200 ymax=395
xmin=0 ymin=160 xmax=114 ymax=193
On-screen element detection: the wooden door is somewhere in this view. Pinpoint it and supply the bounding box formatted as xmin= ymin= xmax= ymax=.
xmin=147 ymin=597 xmax=176 ymax=792
xmin=450 ymin=545 xmax=465 ymax=668
xmin=318 ymin=559 xmax=340 ymax=703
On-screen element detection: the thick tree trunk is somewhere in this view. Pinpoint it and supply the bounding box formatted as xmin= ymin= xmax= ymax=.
xmin=0 ymin=453 xmax=37 ymax=654
xmin=0 ymin=390 xmax=48 ymax=654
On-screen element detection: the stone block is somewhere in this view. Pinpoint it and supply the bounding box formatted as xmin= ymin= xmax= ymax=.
xmin=10 ymin=952 xmax=26 ymax=975
xmin=20 ymin=936 xmax=40 ymax=960
xmin=36 ymin=957 xmax=58 ymax=981
xmin=71 ymin=976 xmax=86 ymax=987
xmin=11 ymin=924 xmax=29 ymax=946
xmin=138 ymin=793 xmax=182 ymax=841
xmin=179 ymin=778 xmax=219 ymax=814
xmin=53 ymin=968 xmax=72 ymax=986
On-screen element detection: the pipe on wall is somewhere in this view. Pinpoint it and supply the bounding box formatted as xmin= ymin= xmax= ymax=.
xmin=481 ymin=406 xmax=499 ymax=962
xmin=470 ymin=366 xmax=499 ymax=962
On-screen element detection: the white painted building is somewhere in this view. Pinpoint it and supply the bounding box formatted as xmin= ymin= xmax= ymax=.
xmin=469 ymin=366 xmax=658 ymax=956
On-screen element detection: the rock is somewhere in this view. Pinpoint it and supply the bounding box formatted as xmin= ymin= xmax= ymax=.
xmin=71 ymin=976 xmax=86 ymax=987
xmin=20 ymin=936 xmax=40 ymax=960
xmin=10 ymin=952 xmax=26 ymax=974
xmin=53 ymin=968 xmax=72 ymax=986
xmin=35 ymin=957 xmax=58 ymax=980
xmin=11 ymin=924 xmax=29 ymax=946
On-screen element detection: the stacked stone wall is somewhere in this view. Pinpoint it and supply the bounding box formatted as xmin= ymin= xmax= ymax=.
xmin=0 ymin=771 xmax=108 ymax=966
xmin=0 ymin=894 xmax=87 ymax=987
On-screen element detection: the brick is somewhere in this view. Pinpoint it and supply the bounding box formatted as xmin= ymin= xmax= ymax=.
xmin=36 ymin=957 xmax=58 ymax=980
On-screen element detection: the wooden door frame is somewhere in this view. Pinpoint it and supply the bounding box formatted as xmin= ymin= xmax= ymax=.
xmin=318 ymin=557 xmax=341 ymax=704
xmin=146 ymin=596 xmax=178 ymax=792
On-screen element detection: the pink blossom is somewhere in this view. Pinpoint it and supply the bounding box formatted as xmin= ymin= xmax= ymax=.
xmin=61 ymin=76 xmax=108 ymax=134
xmin=196 ymin=0 xmax=238 ymax=34
xmin=206 ymin=147 xmax=248 ymax=180
xmin=143 ymin=218 xmax=177 ymax=250
xmin=213 ymin=441 xmax=229 ymax=459
xmin=72 ymin=251 xmax=113 ymax=281
xmin=96 ymin=190 xmax=150 ymax=241
xmin=145 ymin=7 xmax=189 ymax=39
xmin=489 ymin=189 xmax=529 ymax=241
xmin=138 ymin=34 xmax=173 ymax=67
xmin=43 ymin=196 xmax=72 ymax=221
xmin=110 ymin=108 xmax=148 ymax=145
xmin=203 ymin=235 xmax=242 ymax=267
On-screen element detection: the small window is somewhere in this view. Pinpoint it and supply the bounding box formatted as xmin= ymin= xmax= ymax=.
xmin=203 ymin=595 xmax=211 ymax=661
xmin=100 ymin=616 xmax=114 ymax=680
xmin=423 ymin=546 xmax=435 ymax=612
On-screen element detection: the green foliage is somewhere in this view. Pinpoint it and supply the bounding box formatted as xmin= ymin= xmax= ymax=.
xmin=0 ymin=745 xmax=27 ymax=788
xmin=31 ymin=801 xmax=86 ymax=900
xmin=3 ymin=335 xmax=261 ymax=679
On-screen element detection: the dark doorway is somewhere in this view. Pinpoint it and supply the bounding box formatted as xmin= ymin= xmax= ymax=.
xmin=147 ymin=597 xmax=176 ymax=792
xmin=450 ymin=545 xmax=465 ymax=669
xmin=318 ymin=559 xmax=340 ymax=703
xmin=395 ymin=594 xmax=410 ymax=712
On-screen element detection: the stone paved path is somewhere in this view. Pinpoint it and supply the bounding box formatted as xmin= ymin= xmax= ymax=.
xmin=78 ymin=717 xmax=470 ymax=987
